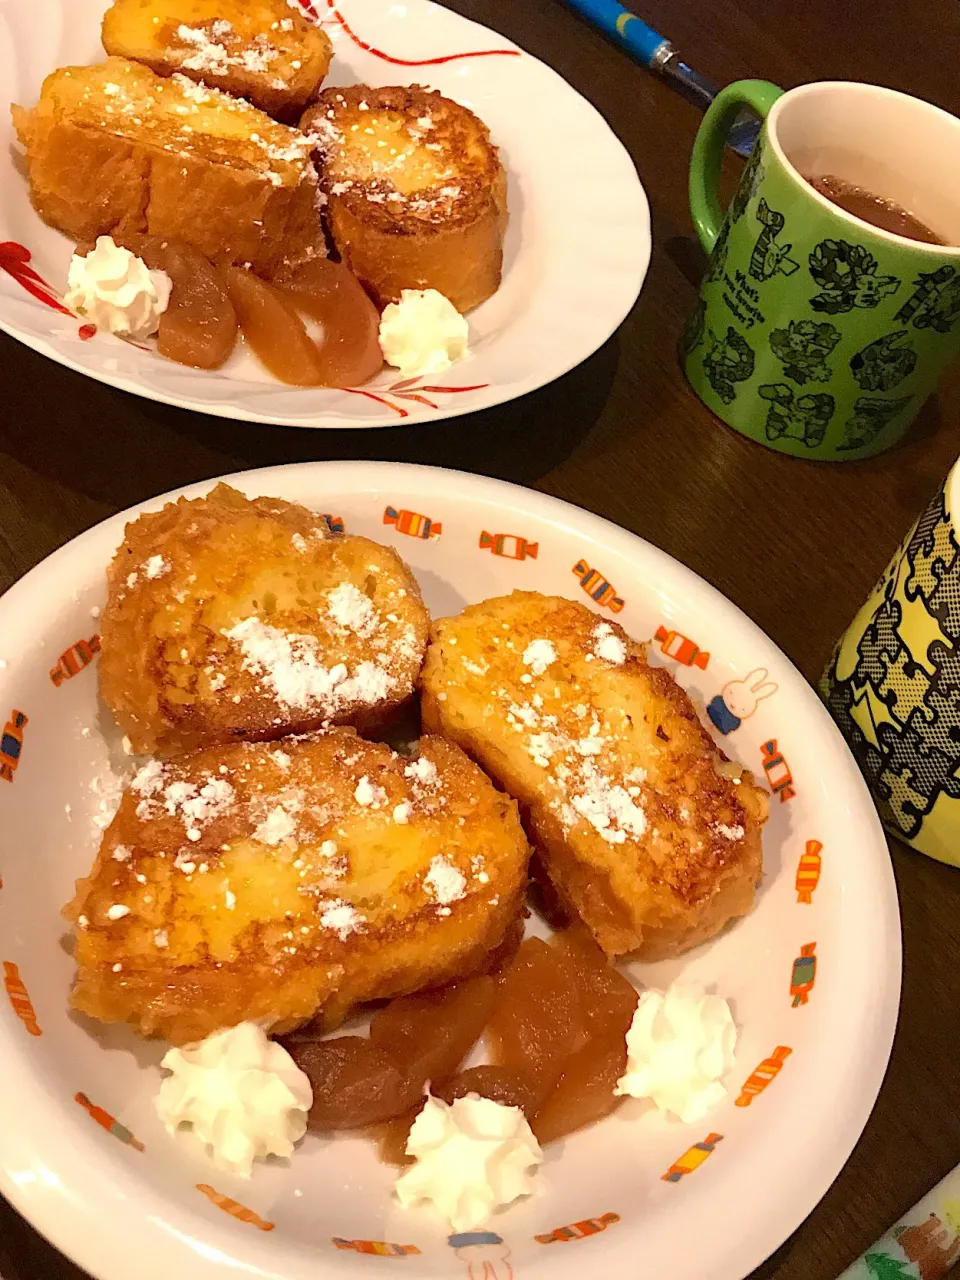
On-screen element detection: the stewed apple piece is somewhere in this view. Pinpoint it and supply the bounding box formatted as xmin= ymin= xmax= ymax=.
xmin=123 ymin=235 xmax=238 ymax=369
xmin=223 ymin=262 xmax=382 ymax=387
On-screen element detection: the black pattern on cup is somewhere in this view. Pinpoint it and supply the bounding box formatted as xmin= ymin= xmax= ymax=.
xmin=808 ymin=240 xmax=901 ymax=314
xmin=769 ymin=320 xmax=840 ymax=384
xmin=702 ymin=327 xmax=755 ymax=403
xmin=758 ymin=384 xmax=834 ymax=446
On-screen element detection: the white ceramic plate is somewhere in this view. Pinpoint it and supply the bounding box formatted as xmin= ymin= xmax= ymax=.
xmin=0 ymin=462 xmax=899 ymax=1280
xmin=0 ymin=0 xmax=649 ymax=429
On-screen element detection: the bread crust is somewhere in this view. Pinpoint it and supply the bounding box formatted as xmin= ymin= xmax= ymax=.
xmin=101 ymin=0 xmax=334 ymax=120
xmin=11 ymin=58 xmax=325 ymax=277
xmin=421 ymin=591 xmax=769 ymax=959
xmin=64 ymin=732 xmax=531 ymax=1043
xmin=302 ymin=84 xmax=506 ymax=311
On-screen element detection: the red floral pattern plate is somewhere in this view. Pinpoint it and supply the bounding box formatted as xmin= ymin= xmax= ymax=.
xmin=0 ymin=0 xmax=650 ymax=429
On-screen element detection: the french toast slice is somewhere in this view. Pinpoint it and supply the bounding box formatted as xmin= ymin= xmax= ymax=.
xmin=64 ymin=731 xmax=531 ymax=1044
xmin=99 ymin=483 xmax=429 ymax=756
xmin=421 ymin=592 xmax=769 ymax=960
xmin=11 ymin=58 xmax=325 ymax=278
xmin=101 ymin=0 xmax=333 ymax=120
xmin=301 ymin=85 xmax=507 ymax=312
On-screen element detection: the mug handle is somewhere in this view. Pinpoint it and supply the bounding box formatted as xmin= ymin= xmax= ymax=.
xmin=689 ymin=79 xmax=784 ymax=252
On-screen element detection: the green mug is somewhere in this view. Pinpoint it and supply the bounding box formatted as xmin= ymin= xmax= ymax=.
xmin=682 ymin=80 xmax=960 ymax=461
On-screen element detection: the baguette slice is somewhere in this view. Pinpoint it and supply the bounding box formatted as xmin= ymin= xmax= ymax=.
xmin=301 ymin=84 xmax=507 ymax=312
xmin=101 ymin=0 xmax=333 ymax=120
xmin=64 ymin=732 xmax=531 ymax=1043
xmin=11 ymin=58 xmax=325 ymax=278
xmin=99 ymin=483 xmax=429 ymax=756
xmin=421 ymin=592 xmax=769 ymax=960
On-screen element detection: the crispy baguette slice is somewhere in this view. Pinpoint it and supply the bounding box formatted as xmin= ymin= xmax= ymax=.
xmin=421 ymin=592 xmax=769 ymax=959
xmin=11 ymin=58 xmax=325 ymax=277
xmin=99 ymin=483 xmax=429 ymax=755
xmin=101 ymin=0 xmax=333 ymax=120
xmin=64 ymin=732 xmax=531 ymax=1044
xmin=301 ymin=84 xmax=507 ymax=312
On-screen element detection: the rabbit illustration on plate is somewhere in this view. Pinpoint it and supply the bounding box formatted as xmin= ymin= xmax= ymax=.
xmin=707 ymin=668 xmax=778 ymax=735
xmin=448 ymin=1232 xmax=513 ymax=1280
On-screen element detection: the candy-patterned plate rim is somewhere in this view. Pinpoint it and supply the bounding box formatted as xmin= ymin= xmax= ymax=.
xmin=0 ymin=462 xmax=900 ymax=1280
xmin=0 ymin=0 xmax=650 ymax=429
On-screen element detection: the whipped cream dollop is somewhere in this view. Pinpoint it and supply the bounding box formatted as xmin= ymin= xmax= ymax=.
xmin=378 ymin=288 xmax=469 ymax=377
xmin=614 ymin=982 xmax=736 ymax=1123
xmin=65 ymin=236 xmax=172 ymax=340
xmin=395 ymin=1092 xmax=542 ymax=1231
xmin=156 ymin=1022 xmax=313 ymax=1176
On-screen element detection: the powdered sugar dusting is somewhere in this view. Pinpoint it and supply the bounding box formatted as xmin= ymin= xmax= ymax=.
xmin=131 ymin=759 xmax=163 ymax=798
xmin=327 ymin=583 xmax=380 ymax=638
xmin=522 ymin=639 xmax=557 ymax=675
xmin=526 ymin=731 xmax=567 ymax=768
xmin=354 ymin=776 xmax=387 ymax=808
xmin=254 ymin=805 xmax=298 ymax=846
xmin=714 ymin=822 xmax=745 ymax=841
xmin=404 ymin=757 xmax=437 ymax=785
xmin=488 ymin=628 xmax=654 ymax=844
xmin=569 ymin=762 xmax=648 ymax=844
xmin=593 ymin=623 xmax=626 ymax=665
xmin=423 ymin=856 xmax=467 ymax=906
xmin=224 ymin=617 xmax=396 ymax=713
xmin=84 ymin=64 xmax=312 ymax=188
xmin=248 ymin=786 xmax=304 ymax=847
xmin=175 ymin=21 xmax=281 ymax=78
xmin=172 ymin=74 xmax=213 ymax=104
xmin=143 ymin=555 xmax=170 ymax=580
xmin=90 ymin=770 xmax=125 ymax=832
xmin=320 ymin=899 xmax=364 ymax=941
xmin=175 ymin=778 xmax=235 ymax=827
xmin=131 ymin=760 xmax=235 ymax=842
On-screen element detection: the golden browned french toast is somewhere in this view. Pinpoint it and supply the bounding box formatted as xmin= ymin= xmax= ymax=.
xmin=11 ymin=58 xmax=325 ymax=278
xmin=421 ymin=592 xmax=768 ymax=960
xmin=99 ymin=484 xmax=428 ymax=756
xmin=64 ymin=732 xmax=531 ymax=1044
xmin=101 ymin=0 xmax=333 ymax=120
xmin=301 ymin=84 xmax=507 ymax=312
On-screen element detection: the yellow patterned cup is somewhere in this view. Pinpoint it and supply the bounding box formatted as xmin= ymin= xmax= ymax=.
xmin=821 ymin=467 xmax=960 ymax=865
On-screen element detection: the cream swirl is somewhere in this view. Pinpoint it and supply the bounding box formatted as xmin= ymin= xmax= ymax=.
xmin=395 ymin=1092 xmax=542 ymax=1231
xmin=614 ymin=982 xmax=737 ymax=1122
xmin=156 ymin=1022 xmax=312 ymax=1177
xmin=65 ymin=236 xmax=172 ymax=340
xmin=378 ymin=288 xmax=469 ymax=377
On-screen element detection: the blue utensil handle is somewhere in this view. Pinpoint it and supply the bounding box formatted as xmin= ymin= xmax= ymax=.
xmin=562 ymin=0 xmax=668 ymax=68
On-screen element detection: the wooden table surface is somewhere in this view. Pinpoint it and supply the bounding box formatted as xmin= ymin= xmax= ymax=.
xmin=3 ymin=0 xmax=960 ymax=1276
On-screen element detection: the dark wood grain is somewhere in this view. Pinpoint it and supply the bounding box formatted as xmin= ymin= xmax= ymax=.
xmin=3 ymin=0 xmax=960 ymax=1276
